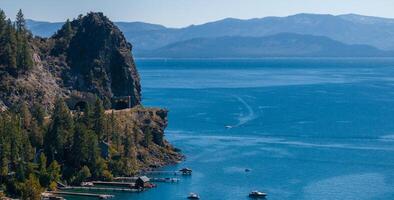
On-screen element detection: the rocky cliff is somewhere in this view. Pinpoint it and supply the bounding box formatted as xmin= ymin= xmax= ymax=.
xmin=0 ymin=12 xmax=181 ymax=170
xmin=0 ymin=12 xmax=141 ymax=110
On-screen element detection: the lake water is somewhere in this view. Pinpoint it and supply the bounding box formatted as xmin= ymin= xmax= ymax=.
xmin=73 ymin=58 xmax=394 ymax=200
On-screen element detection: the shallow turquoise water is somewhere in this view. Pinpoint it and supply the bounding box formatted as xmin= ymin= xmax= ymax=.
xmin=71 ymin=58 xmax=394 ymax=200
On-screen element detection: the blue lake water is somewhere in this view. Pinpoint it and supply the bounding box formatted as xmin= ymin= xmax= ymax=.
xmin=74 ymin=58 xmax=394 ymax=200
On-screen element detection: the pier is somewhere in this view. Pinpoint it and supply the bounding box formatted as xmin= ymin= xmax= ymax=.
xmin=61 ymin=186 xmax=142 ymax=192
xmin=114 ymin=177 xmax=180 ymax=183
xmin=141 ymin=171 xmax=182 ymax=175
xmin=141 ymin=168 xmax=192 ymax=176
xmin=45 ymin=191 xmax=114 ymax=199
xmin=91 ymin=181 xmax=135 ymax=187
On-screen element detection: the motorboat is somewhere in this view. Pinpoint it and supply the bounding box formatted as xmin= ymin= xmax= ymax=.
xmin=187 ymin=193 xmax=200 ymax=199
xmin=249 ymin=191 xmax=267 ymax=198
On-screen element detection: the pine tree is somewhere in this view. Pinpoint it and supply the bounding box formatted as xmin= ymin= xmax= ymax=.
xmin=93 ymin=98 xmax=105 ymax=140
xmin=15 ymin=9 xmax=26 ymax=34
xmin=38 ymin=153 xmax=47 ymax=174
xmin=143 ymin=128 xmax=153 ymax=147
xmin=21 ymin=174 xmax=43 ymax=200
xmin=45 ymin=99 xmax=74 ymax=163
xmin=47 ymin=161 xmax=61 ymax=183
xmin=0 ymin=10 xmax=6 ymax=34
xmin=81 ymin=103 xmax=93 ymax=128
xmin=29 ymin=119 xmax=43 ymax=148
xmin=109 ymin=111 xmax=120 ymax=151
xmin=32 ymin=103 xmax=46 ymax=127
xmin=71 ymin=123 xmax=89 ymax=168
xmin=64 ymin=19 xmax=73 ymax=40
xmin=0 ymin=115 xmax=10 ymax=182
xmin=20 ymin=103 xmax=32 ymax=128
xmin=123 ymin=127 xmax=137 ymax=173
xmin=15 ymin=9 xmax=33 ymax=71
xmin=0 ymin=10 xmax=7 ymax=64
xmin=4 ymin=20 xmax=17 ymax=71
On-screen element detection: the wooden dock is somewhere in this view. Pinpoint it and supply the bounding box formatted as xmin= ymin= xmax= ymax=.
xmin=151 ymin=177 xmax=180 ymax=183
xmin=114 ymin=177 xmax=179 ymax=183
xmin=61 ymin=186 xmax=142 ymax=192
xmin=47 ymin=191 xmax=114 ymax=199
xmin=141 ymin=171 xmax=181 ymax=175
xmin=91 ymin=181 xmax=135 ymax=187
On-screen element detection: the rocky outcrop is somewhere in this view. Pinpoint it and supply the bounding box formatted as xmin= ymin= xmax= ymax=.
xmin=111 ymin=107 xmax=182 ymax=168
xmin=65 ymin=13 xmax=141 ymax=106
xmin=0 ymin=12 xmax=141 ymax=110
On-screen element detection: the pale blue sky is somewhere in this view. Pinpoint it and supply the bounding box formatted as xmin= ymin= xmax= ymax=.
xmin=1 ymin=0 xmax=394 ymax=27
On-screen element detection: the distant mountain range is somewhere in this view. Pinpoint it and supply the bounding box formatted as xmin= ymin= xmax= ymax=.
xmin=137 ymin=33 xmax=392 ymax=58
xmin=27 ymin=13 xmax=394 ymax=58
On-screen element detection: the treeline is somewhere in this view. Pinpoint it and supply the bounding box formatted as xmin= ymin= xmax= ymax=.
xmin=0 ymin=9 xmax=33 ymax=76
xmin=0 ymin=98 xmax=159 ymax=199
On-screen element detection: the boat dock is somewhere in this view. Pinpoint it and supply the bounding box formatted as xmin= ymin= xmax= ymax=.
xmin=114 ymin=177 xmax=179 ymax=183
xmin=141 ymin=171 xmax=182 ymax=175
xmin=151 ymin=177 xmax=180 ymax=183
xmin=45 ymin=191 xmax=114 ymax=199
xmin=142 ymin=168 xmax=192 ymax=176
xmin=91 ymin=181 xmax=135 ymax=187
xmin=61 ymin=186 xmax=142 ymax=192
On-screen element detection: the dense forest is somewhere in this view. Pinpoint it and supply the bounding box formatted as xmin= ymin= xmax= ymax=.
xmin=0 ymin=9 xmax=33 ymax=77
xmin=0 ymin=10 xmax=180 ymax=199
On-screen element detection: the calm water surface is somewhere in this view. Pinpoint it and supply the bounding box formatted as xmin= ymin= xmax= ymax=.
xmin=74 ymin=58 xmax=394 ymax=200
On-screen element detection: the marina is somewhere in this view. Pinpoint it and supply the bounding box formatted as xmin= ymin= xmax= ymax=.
xmin=43 ymin=192 xmax=114 ymax=199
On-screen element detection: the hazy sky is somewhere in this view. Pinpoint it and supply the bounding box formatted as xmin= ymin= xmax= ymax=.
xmin=1 ymin=0 xmax=394 ymax=27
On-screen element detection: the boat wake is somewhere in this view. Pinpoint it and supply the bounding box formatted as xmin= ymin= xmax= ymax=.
xmin=227 ymin=96 xmax=257 ymax=128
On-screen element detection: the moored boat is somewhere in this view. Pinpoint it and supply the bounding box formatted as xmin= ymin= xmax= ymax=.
xmin=187 ymin=192 xmax=200 ymax=199
xmin=249 ymin=191 xmax=267 ymax=198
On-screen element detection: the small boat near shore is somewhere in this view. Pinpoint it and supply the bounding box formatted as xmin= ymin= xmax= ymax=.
xmin=187 ymin=192 xmax=200 ymax=199
xmin=249 ymin=191 xmax=267 ymax=198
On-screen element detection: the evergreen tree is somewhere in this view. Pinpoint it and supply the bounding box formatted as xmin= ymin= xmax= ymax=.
xmin=123 ymin=127 xmax=137 ymax=174
xmin=44 ymin=99 xmax=74 ymax=163
xmin=32 ymin=103 xmax=46 ymax=127
xmin=74 ymin=165 xmax=91 ymax=184
xmin=143 ymin=128 xmax=153 ymax=147
xmin=21 ymin=174 xmax=42 ymax=200
xmin=0 ymin=10 xmax=6 ymax=34
xmin=109 ymin=111 xmax=121 ymax=151
xmin=93 ymin=98 xmax=105 ymax=140
xmin=29 ymin=120 xmax=43 ymax=148
xmin=19 ymin=103 xmax=32 ymax=129
xmin=47 ymin=161 xmax=61 ymax=184
xmin=0 ymin=115 xmax=10 ymax=182
xmin=15 ymin=9 xmax=26 ymax=34
xmin=15 ymin=9 xmax=33 ymax=71
xmin=4 ymin=20 xmax=17 ymax=71
xmin=63 ymin=19 xmax=73 ymax=40
xmin=0 ymin=10 xmax=7 ymax=64
xmin=71 ymin=124 xmax=90 ymax=169
xmin=81 ymin=103 xmax=93 ymax=128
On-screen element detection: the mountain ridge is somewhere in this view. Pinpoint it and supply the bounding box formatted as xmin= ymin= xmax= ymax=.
xmin=137 ymin=33 xmax=393 ymax=58
xmin=26 ymin=13 xmax=394 ymax=57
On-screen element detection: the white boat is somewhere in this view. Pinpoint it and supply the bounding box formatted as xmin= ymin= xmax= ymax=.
xmin=225 ymin=125 xmax=233 ymax=129
xmin=81 ymin=182 xmax=94 ymax=187
xmin=187 ymin=193 xmax=200 ymax=199
xmin=249 ymin=191 xmax=267 ymax=198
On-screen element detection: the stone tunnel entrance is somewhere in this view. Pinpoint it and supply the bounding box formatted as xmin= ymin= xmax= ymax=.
xmin=112 ymin=96 xmax=132 ymax=110
xmin=114 ymin=101 xmax=129 ymax=110
xmin=74 ymin=101 xmax=88 ymax=111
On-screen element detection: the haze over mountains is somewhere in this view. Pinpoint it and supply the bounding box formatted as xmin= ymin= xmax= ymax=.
xmin=27 ymin=13 xmax=394 ymax=58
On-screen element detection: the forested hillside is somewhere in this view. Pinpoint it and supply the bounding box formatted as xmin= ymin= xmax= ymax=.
xmin=0 ymin=10 xmax=181 ymax=199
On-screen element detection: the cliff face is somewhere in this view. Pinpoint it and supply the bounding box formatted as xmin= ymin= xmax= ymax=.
xmin=0 ymin=12 xmax=141 ymax=110
xmin=0 ymin=13 xmax=182 ymax=186
xmin=111 ymin=107 xmax=182 ymax=168
xmin=65 ymin=13 xmax=141 ymax=106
